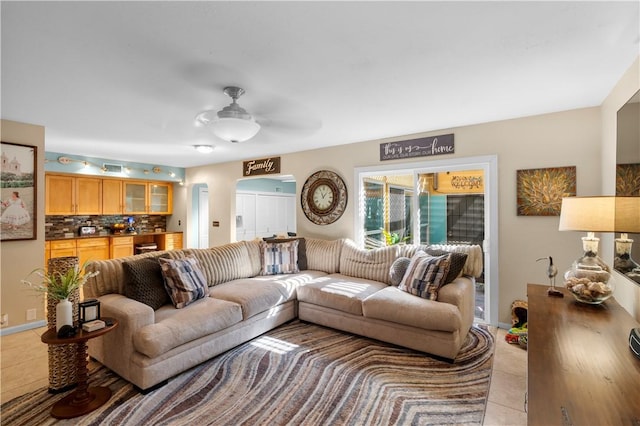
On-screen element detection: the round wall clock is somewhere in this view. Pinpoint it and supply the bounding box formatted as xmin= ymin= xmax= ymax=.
xmin=301 ymin=170 xmax=348 ymax=225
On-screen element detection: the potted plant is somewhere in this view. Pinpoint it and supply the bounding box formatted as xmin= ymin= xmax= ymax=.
xmin=22 ymin=260 xmax=99 ymax=331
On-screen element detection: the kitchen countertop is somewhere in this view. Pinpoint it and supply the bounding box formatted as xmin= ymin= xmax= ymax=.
xmin=46 ymin=231 xmax=182 ymax=241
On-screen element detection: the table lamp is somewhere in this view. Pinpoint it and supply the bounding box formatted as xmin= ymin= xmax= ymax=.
xmin=558 ymin=196 xmax=616 ymax=304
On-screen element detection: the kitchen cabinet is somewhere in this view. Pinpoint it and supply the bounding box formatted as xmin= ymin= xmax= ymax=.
xmin=49 ymin=239 xmax=77 ymax=259
xmin=110 ymin=236 xmax=134 ymax=258
xmin=45 ymin=173 xmax=173 ymax=215
xmin=156 ymin=232 xmax=183 ymax=250
xmin=124 ymin=181 xmax=172 ymax=215
xmin=45 ymin=175 xmax=102 ymax=215
xmin=102 ymin=179 xmax=123 ymax=215
xmin=76 ymin=237 xmax=109 ymax=266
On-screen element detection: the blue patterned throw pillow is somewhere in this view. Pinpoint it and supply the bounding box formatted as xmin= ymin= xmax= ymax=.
xmin=260 ymin=240 xmax=300 ymax=275
xmin=159 ymin=256 xmax=208 ymax=308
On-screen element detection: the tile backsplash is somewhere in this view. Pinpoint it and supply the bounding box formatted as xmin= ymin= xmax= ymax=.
xmin=45 ymin=215 xmax=167 ymax=239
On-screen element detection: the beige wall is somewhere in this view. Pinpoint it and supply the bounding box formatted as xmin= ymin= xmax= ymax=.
xmin=601 ymin=56 xmax=640 ymax=320
xmin=0 ymin=120 xmax=46 ymax=331
xmin=185 ymin=107 xmax=602 ymax=325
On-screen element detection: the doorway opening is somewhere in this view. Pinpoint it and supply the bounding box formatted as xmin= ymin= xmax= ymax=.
xmin=235 ymin=176 xmax=297 ymax=241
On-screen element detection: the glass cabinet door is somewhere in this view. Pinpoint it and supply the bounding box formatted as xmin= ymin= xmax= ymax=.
xmin=149 ymin=183 xmax=171 ymax=214
xmin=124 ymin=182 xmax=147 ymax=213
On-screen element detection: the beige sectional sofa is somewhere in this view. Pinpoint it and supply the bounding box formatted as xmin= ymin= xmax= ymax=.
xmin=84 ymin=238 xmax=482 ymax=392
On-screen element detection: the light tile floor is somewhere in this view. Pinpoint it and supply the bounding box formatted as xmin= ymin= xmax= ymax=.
xmin=1 ymin=326 xmax=528 ymax=424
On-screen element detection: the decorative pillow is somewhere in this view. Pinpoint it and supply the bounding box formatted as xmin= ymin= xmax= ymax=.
xmin=159 ymin=257 xmax=208 ymax=309
xmin=122 ymin=257 xmax=170 ymax=310
xmin=260 ymin=240 xmax=300 ymax=275
xmin=264 ymin=237 xmax=307 ymax=270
xmin=389 ymin=256 xmax=411 ymax=286
xmin=398 ymin=252 xmax=451 ymax=300
xmin=423 ymin=249 xmax=468 ymax=283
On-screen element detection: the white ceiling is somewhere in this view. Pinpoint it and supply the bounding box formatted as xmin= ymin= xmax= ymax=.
xmin=2 ymin=1 xmax=639 ymax=168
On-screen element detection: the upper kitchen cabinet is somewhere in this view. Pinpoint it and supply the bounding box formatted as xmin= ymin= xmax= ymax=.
xmin=45 ymin=174 xmax=102 ymax=215
xmin=123 ymin=181 xmax=172 ymax=215
xmin=102 ymin=179 xmax=123 ymax=214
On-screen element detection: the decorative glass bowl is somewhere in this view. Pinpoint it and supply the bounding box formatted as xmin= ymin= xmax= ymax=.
xmin=563 ymin=254 xmax=614 ymax=305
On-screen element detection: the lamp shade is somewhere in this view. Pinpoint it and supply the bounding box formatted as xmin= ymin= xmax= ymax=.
xmin=559 ymin=196 xmax=640 ymax=233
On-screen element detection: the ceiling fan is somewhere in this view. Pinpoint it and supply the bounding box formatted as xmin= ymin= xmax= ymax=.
xmin=195 ymin=86 xmax=261 ymax=143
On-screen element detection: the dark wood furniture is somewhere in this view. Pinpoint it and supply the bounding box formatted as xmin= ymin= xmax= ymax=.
xmin=527 ymin=284 xmax=640 ymax=425
xmin=41 ymin=318 xmax=118 ymax=419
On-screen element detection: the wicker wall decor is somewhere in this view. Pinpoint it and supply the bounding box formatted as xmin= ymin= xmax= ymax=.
xmin=46 ymin=256 xmax=80 ymax=393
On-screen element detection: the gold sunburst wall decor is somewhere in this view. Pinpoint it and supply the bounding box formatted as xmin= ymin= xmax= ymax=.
xmin=517 ymin=166 xmax=576 ymax=216
xmin=616 ymin=163 xmax=640 ymax=196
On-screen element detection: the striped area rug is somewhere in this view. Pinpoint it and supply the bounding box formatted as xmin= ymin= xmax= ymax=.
xmin=2 ymin=321 xmax=495 ymax=426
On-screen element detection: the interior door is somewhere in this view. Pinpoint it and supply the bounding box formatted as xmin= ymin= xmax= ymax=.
xmin=198 ymin=187 xmax=209 ymax=248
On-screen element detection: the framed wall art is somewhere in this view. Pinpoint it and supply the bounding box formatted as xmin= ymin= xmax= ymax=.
xmin=1 ymin=141 xmax=37 ymax=241
xmin=616 ymin=163 xmax=640 ymax=196
xmin=517 ymin=166 xmax=576 ymax=216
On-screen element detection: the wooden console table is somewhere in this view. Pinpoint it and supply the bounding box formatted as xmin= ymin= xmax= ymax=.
xmin=41 ymin=318 xmax=118 ymax=419
xmin=527 ymin=284 xmax=640 ymax=425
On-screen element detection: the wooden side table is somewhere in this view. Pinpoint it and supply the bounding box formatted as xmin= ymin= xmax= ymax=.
xmin=41 ymin=318 xmax=118 ymax=419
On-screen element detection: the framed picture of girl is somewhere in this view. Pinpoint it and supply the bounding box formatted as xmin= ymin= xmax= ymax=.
xmin=1 ymin=141 xmax=37 ymax=241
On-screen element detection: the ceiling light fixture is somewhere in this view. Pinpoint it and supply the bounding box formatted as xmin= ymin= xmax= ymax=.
xmin=196 ymin=86 xmax=260 ymax=143
xmin=194 ymin=145 xmax=214 ymax=154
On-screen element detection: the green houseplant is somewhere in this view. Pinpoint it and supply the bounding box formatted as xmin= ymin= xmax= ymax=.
xmin=22 ymin=260 xmax=99 ymax=330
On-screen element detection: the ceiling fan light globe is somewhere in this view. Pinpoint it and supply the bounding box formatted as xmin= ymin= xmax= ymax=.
xmin=210 ymin=117 xmax=260 ymax=143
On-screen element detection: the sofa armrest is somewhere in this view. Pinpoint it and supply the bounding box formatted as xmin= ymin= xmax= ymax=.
xmin=437 ymin=276 xmax=475 ymax=335
xmin=87 ymin=294 xmax=155 ymax=381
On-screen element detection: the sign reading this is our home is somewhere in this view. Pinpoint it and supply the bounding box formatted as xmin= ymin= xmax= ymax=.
xmin=243 ymin=157 xmax=281 ymax=177
xmin=380 ymin=133 xmax=454 ymax=161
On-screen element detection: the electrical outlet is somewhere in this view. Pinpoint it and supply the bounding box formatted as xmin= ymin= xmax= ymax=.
xmin=1 ymin=314 xmax=8 ymax=327
xmin=26 ymin=309 xmax=37 ymax=321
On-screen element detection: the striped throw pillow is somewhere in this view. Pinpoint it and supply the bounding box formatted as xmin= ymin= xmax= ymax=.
xmin=398 ymin=251 xmax=451 ymax=300
xmin=260 ymin=240 xmax=300 ymax=275
xmin=159 ymin=257 xmax=208 ymax=309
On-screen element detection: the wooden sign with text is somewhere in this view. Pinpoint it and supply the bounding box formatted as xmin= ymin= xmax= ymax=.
xmin=243 ymin=157 xmax=281 ymax=176
xmin=380 ymin=134 xmax=454 ymax=161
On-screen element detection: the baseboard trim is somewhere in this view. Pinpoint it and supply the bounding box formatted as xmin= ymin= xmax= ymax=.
xmin=0 ymin=320 xmax=47 ymax=336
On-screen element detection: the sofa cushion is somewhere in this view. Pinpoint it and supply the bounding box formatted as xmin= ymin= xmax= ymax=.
xmin=305 ymin=238 xmax=344 ymax=273
xmin=259 ymin=240 xmax=300 ymax=275
xmin=159 ymin=257 xmax=208 ymax=308
xmin=362 ymin=286 xmax=462 ymax=332
xmin=209 ymin=271 xmax=328 ymax=319
xmin=297 ymin=273 xmax=388 ymax=316
xmin=339 ymin=240 xmax=400 ymax=285
xmin=122 ymin=257 xmax=170 ymax=310
xmin=389 ymin=256 xmax=411 ymax=286
xmin=398 ymin=252 xmax=451 ymax=300
xmin=182 ymin=242 xmax=255 ymax=287
xmin=134 ymin=297 xmax=243 ymax=358
xmin=208 ymin=278 xmax=289 ymax=319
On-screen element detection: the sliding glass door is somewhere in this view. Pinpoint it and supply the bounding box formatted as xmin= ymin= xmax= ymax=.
xmin=355 ymin=155 xmax=498 ymax=325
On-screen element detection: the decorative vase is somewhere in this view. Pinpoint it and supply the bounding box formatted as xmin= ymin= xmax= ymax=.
xmin=55 ymin=298 xmax=73 ymax=332
xmin=563 ymin=234 xmax=614 ymax=304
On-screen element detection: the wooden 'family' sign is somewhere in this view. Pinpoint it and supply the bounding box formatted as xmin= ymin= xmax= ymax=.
xmin=380 ymin=134 xmax=454 ymax=161
xmin=243 ymin=157 xmax=281 ymax=176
